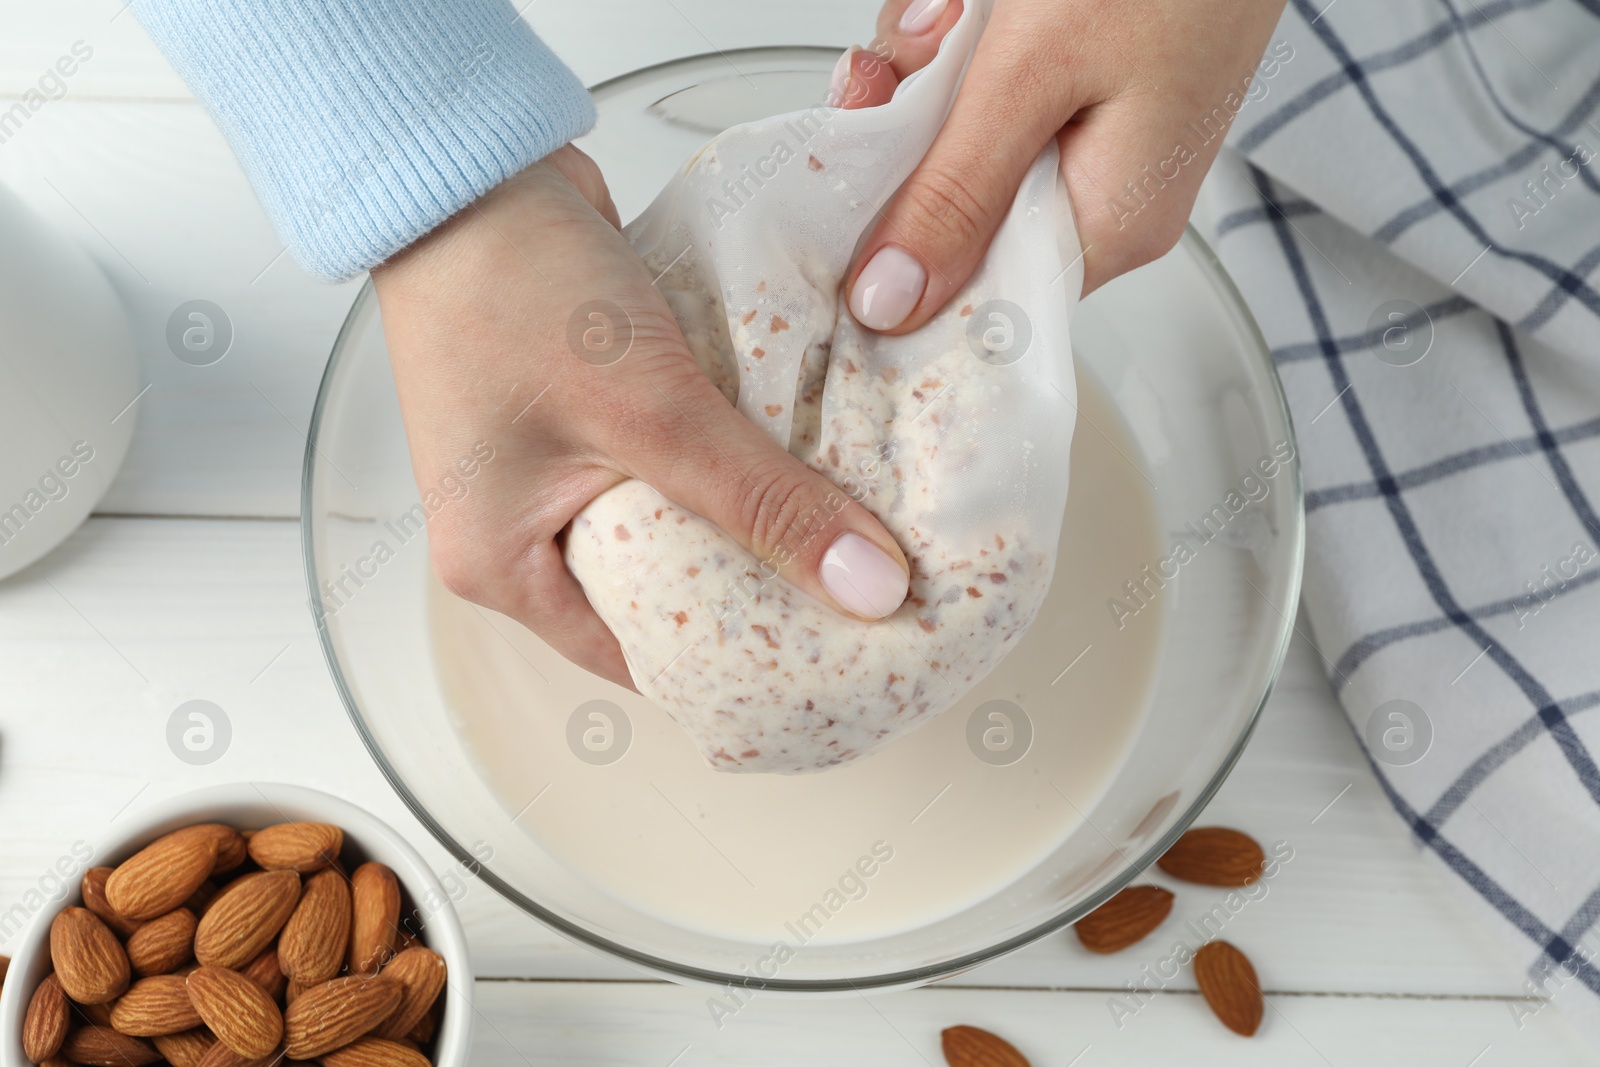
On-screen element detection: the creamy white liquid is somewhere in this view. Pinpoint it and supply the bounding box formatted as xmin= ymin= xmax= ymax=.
xmin=429 ymin=368 xmax=1162 ymax=944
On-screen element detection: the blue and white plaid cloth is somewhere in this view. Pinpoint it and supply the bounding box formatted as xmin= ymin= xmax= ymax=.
xmin=1196 ymin=0 xmax=1600 ymax=1035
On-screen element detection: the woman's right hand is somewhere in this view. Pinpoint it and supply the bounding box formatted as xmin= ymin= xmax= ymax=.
xmin=370 ymin=146 xmax=911 ymax=688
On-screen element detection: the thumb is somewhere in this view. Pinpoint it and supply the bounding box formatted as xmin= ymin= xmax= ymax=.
xmin=616 ymin=370 xmax=911 ymax=621
xmin=845 ymin=24 xmax=1076 ymax=334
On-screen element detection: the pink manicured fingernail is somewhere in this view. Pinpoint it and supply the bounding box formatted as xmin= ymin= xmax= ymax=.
xmin=899 ymin=0 xmax=949 ymax=34
xmin=849 ymin=246 xmax=926 ymax=331
xmin=828 ymin=47 xmax=857 ymax=106
xmin=820 ymin=532 xmax=909 ymax=619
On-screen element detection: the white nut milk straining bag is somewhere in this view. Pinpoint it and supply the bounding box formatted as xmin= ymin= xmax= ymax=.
xmin=565 ymin=0 xmax=1083 ymax=773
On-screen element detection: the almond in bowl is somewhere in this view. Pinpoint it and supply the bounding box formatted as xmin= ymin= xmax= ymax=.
xmin=0 ymin=784 xmax=471 ymax=1067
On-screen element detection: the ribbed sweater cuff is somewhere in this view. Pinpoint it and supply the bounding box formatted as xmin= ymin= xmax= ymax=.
xmin=136 ymin=0 xmax=596 ymax=280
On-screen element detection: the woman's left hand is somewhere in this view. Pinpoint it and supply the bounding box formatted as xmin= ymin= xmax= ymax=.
xmin=833 ymin=0 xmax=1288 ymax=331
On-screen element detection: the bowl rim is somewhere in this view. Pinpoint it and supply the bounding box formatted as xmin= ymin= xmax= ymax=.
xmin=0 ymin=782 xmax=474 ymax=1066
xmin=301 ymin=45 xmax=1306 ymax=993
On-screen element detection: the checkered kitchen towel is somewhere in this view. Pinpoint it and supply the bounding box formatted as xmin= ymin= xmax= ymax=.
xmin=1192 ymin=0 xmax=1600 ymax=1035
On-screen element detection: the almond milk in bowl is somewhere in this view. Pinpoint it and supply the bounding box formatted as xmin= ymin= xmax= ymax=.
xmin=302 ymin=48 xmax=1303 ymax=990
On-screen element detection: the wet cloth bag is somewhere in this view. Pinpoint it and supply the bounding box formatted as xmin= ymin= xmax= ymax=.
xmin=565 ymin=0 xmax=1084 ymax=773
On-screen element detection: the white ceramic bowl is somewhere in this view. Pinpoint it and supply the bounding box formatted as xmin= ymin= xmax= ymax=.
xmin=0 ymin=783 xmax=473 ymax=1067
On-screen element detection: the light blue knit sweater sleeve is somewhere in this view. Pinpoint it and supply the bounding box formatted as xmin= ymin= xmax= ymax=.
xmin=135 ymin=0 xmax=596 ymax=280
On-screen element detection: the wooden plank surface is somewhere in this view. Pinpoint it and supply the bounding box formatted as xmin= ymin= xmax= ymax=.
xmin=459 ymin=979 xmax=1589 ymax=1065
xmin=1 ymin=0 xmax=1594 ymax=1059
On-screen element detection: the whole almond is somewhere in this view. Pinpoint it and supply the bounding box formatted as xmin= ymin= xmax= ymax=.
xmin=110 ymin=973 xmax=205 ymax=1036
xmin=240 ymin=944 xmax=288 ymax=1001
xmin=194 ymin=870 xmax=301 ymax=969
xmin=320 ymin=1036 xmax=433 ymax=1067
xmin=279 ymin=867 xmax=353 ymax=983
xmin=126 ymin=906 xmax=198 ymax=976
xmin=1193 ymin=940 xmax=1263 ymax=1036
xmin=179 ymin=824 xmax=249 ymax=874
xmin=50 ymin=907 xmax=131 ymax=1004
xmin=22 ymin=972 xmax=70 ymax=1061
xmin=247 ymin=822 xmax=343 ymax=873
xmin=106 ymin=829 xmax=220 ymax=920
xmin=284 ymin=975 xmax=403 ymax=1059
xmin=347 ymin=863 xmax=401 ymax=976
xmin=1075 ymin=886 xmax=1174 ymax=954
xmin=186 ymin=965 xmax=284 ymax=1059
xmin=153 ymin=1027 xmax=219 ymax=1067
xmin=375 ymin=946 xmax=446 ymax=1041
xmin=1156 ymin=827 xmax=1265 ymax=887
xmin=941 ymin=1024 xmax=1030 ymax=1067
xmin=81 ymin=867 xmax=144 ymax=938
xmin=61 ymin=1025 xmax=161 ymax=1067
xmin=285 ymin=978 xmax=308 ymax=1006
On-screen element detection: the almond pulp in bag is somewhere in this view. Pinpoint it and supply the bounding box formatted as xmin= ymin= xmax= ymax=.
xmin=565 ymin=0 xmax=1084 ymax=772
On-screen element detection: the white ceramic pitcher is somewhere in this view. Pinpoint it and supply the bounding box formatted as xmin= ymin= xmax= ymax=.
xmin=0 ymin=180 xmax=139 ymax=580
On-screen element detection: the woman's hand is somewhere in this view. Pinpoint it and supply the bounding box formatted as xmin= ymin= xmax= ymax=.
xmin=371 ymin=147 xmax=910 ymax=688
xmin=836 ymin=0 xmax=1287 ymax=331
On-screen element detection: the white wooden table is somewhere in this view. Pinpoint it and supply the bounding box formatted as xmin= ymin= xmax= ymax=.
xmin=2 ymin=2 xmax=1595 ymax=1062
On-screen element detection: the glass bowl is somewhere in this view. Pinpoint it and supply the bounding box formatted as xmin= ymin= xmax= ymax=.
xmin=303 ymin=47 xmax=1303 ymax=991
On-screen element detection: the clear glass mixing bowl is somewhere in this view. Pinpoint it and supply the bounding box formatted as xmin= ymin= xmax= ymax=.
xmin=303 ymin=48 xmax=1304 ymax=991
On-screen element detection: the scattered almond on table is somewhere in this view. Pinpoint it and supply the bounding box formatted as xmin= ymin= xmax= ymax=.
xmin=941 ymin=1024 xmax=1031 ymax=1067
xmin=1155 ymin=826 xmax=1266 ymax=887
xmin=19 ymin=820 xmax=446 ymax=1067
xmin=1073 ymin=885 xmax=1175 ymax=954
xmin=1193 ymin=940 xmax=1264 ymax=1037
xmin=1064 ymin=824 xmax=1270 ymax=1038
